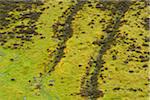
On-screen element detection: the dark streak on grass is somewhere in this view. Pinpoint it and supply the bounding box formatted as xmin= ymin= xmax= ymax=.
xmin=48 ymin=0 xmax=87 ymax=74
xmin=81 ymin=1 xmax=132 ymax=99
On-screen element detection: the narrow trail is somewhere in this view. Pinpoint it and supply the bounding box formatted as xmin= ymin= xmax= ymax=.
xmin=47 ymin=0 xmax=87 ymax=74
xmin=81 ymin=1 xmax=132 ymax=99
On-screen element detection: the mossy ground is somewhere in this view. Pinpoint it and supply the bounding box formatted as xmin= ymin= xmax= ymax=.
xmin=0 ymin=0 xmax=149 ymax=100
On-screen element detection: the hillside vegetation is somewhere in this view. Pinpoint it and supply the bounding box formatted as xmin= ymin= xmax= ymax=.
xmin=0 ymin=0 xmax=149 ymax=100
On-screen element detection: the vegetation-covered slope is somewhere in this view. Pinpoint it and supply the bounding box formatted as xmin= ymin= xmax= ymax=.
xmin=0 ymin=0 xmax=149 ymax=100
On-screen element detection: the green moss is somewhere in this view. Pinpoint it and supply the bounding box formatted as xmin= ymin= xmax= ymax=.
xmin=0 ymin=0 xmax=149 ymax=100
